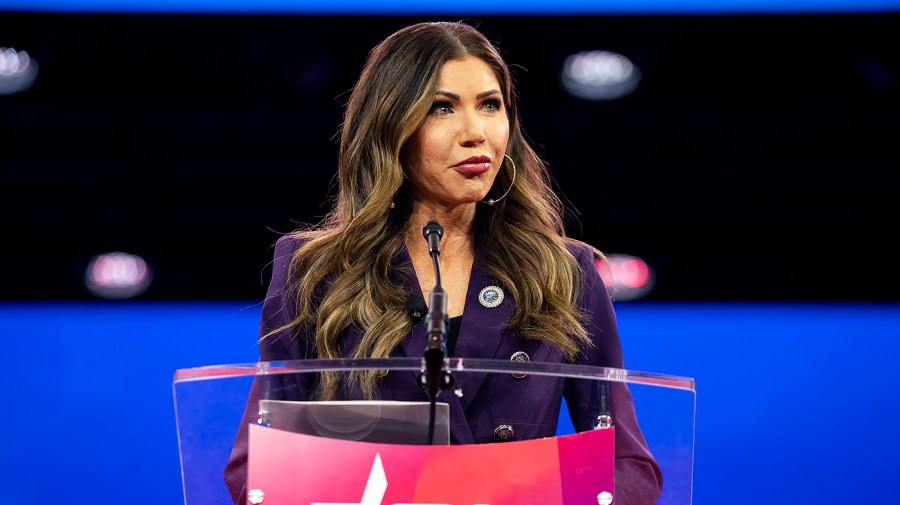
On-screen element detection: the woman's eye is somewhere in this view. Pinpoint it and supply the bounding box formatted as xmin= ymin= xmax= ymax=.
xmin=483 ymin=98 xmax=503 ymax=112
xmin=429 ymin=101 xmax=453 ymax=115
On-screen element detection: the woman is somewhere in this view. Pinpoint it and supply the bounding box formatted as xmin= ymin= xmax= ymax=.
xmin=226 ymin=21 xmax=662 ymax=504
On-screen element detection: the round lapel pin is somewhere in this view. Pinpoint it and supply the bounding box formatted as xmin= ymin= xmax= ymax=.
xmin=478 ymin=285 xmax=504 ymax=308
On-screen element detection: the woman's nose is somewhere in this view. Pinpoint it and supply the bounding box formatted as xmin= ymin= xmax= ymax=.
xmin=459 ymin=112 xmax=487 ymax=145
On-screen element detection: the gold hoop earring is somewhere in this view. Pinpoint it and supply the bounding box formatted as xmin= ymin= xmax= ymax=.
xmin=482 ymin=154 xmax=516 ymax=206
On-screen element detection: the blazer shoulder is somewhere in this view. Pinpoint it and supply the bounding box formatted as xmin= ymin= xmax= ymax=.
xmin=273 ymin=231 xmax=312 ymax=252
xmin=564 ymin=238 xmax=604 ymax=264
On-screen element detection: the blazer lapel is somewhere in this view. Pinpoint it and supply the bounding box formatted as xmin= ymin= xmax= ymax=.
xmin=452 ymin=249 xmax=515 ymax=412
xmin=396 ymin=244 xmax=427 ymax=360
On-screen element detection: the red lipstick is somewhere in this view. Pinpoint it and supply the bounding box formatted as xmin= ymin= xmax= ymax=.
xmin=454 ymin=156 xmax=491 ymax=175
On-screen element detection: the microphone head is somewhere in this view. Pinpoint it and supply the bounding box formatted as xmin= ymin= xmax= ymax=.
xmin=406 ymin=293 xmax=426 ymax=323
xmin=422 ymin=220 xmax=443 ymax=240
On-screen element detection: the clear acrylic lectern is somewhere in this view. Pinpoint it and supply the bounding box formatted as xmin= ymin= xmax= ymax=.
xmin=173 ymin=358 xmax=694 ymax=505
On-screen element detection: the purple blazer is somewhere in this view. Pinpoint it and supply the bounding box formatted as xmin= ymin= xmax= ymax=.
xmin=225 ymin=235 xmax=663 ymax=504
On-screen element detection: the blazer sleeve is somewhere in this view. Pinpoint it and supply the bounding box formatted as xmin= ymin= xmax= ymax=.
xmin=563 ymin=243 xmax=664 ymax=505
xmin=223 ymin=235 xmax=312 ymax=504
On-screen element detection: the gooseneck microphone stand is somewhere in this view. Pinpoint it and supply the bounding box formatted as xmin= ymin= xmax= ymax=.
xmin=418 ymin=220 xmax=455 ymax=445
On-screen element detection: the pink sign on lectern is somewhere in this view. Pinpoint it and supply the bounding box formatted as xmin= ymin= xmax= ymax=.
xmin=247 ymin=423 xmax=614 ymax=505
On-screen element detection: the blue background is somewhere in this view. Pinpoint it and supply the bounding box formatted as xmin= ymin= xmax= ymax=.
xmin=2 ymin=0 xmax=900 ymax=14
xmin=2 ymin=301 xmax=898 ymax=504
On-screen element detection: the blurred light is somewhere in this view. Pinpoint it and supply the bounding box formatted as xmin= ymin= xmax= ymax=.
xmin=595 ymin=253 xmax=655 ymax=301
xmin=0 ymin=47 xmax=39 ymax=95
xmin=561 ymin=50 xmax=641 ymax=101
xmin=85 ymin=252 xmax=153 ymax=299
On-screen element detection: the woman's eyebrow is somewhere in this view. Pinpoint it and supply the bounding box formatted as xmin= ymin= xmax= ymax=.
xmin=434 ymin=90 xmax=460 ymax=100
xmin=433 ymin=89 xmax=501 ymax=100
xmin=477 ymin=89 xmax=501 ymax=99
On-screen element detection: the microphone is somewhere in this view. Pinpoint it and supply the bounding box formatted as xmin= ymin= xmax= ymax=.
xmin=406 ymin=293 xmax=426 ymax=324
xmin=418 ymin=220 xmax=454 ymax=444
xmin=423 ymin=220 xmax=443 ymax=256
xmin=422 ymin=221 xmax=448 ymax=363
xmin=423 ymin=221 xmax=447 ymax=356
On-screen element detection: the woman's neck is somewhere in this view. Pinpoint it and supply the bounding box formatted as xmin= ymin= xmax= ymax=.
xmin=405 ymin=205 xmax=477 ymax=318
xmin=405 ymin=204 xmax=476 ymax=258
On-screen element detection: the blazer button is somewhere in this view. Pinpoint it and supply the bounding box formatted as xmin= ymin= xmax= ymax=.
xmin=493 ymin=424 xmax=514 ymax=442
xmin=510 ymin=351 xmax=529 ymax=379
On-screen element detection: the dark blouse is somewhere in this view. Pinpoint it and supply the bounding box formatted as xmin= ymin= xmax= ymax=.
xmin=446 ymin=315 xmax=462 ymax=357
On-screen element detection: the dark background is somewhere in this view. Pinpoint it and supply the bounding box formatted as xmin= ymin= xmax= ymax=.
xmin=2 ymin=12 xmax=898 ymax=301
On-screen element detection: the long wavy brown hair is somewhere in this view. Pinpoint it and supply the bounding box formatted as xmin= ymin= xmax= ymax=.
xmin=270 ymin=21 xmax=595 ymax=399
